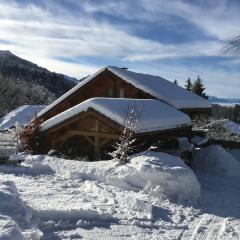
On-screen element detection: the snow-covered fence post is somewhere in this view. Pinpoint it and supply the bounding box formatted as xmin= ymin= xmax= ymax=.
xmin=110 ymin=101 xmax=139 ymax=164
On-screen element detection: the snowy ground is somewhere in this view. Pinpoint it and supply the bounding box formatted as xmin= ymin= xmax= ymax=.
xmin=0 ymin=149 xmax=239 ymax=239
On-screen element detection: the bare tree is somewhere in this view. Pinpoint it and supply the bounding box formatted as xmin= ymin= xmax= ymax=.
xmin=110 ymin=101 xmax=139 ymax=164
xmin=222 ymin=35 xmax=240 ymax=55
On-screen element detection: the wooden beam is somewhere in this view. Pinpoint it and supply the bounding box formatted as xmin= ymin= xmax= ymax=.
xmin=45 ymin=112 xmax=89 ymax=134
xmin=87 ymin=109 xmax=121 ymax=132
xmin=83 ymin=135 xmax=95 ymax=146
xmin=64 ymin=130 xmax=119 ymax=139
xmin=99 ymin=138 xmax=111 ymax=148
xmin=94 ymin=119 xmax=100 ymax=160
xmin=57 ymin=129 xmax=120 ymax=149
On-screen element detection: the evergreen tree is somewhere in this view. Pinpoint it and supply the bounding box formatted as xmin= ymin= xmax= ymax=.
xmin=192 ymin=76 xmax=208 ymax=99
xmin=185 ymin=77 xmax=192 ymax=91
xmin=173 ymin=79 xmax=178 ymax=85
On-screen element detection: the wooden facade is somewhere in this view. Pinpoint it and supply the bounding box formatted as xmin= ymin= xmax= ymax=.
xmin=40 ymin=108 xmax=192 ymax=160
xmin=41 ymin=69 xmax=154 ymax=121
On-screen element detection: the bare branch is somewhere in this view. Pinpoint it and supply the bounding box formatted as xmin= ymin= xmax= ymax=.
xmin=222 ymin=35 xmax=240 ymax=56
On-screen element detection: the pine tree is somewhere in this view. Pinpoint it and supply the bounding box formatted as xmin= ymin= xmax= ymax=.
xmin=185 ymin=77 xmax=192 ymax=91
xmin=192 ymin=76 xmax=208 ymax=99
xmin=173 ymin=79 xmax=178 ymax=85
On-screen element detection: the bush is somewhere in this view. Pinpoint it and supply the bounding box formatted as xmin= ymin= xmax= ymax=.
xmin=20 ymin=117 xmax=44 ymax=153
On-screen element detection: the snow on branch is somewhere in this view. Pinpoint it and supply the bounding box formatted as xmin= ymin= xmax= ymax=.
xmin=192 ymin=116 xmax=240 ymax=142
xmin=109 ymin=100 xmax=141 ymax=164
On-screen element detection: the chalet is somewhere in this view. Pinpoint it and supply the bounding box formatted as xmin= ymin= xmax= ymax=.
xmin=39 ymin=98 xmax=192 ymax=160
xmin=38 ymin=66 xmax=211 ymax=121
xmin=37 ymin=66 xmax=211 ymax=159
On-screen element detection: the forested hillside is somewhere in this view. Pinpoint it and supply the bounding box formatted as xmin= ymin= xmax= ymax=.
xmin=0 ymin=50 xmax=78 ymax=116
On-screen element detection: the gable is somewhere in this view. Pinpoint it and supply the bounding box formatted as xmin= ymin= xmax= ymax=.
xmin=38 ymin=68 xmax=153 ymax=120
xmin=38 ymin=66 xmax=211 ymax=120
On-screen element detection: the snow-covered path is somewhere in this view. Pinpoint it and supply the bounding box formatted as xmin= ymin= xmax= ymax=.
xmin=180 ymin=172 xmax=240 ymax=240
xmin=0 ymin=155 xmax=239 ymax=239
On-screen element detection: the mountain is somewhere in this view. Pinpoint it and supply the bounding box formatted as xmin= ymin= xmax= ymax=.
xmin=0 ymin=50 xmax=79 ymax=116
xmin=0 ymin=50 xmax=78 ymax=97
xmin=209 ymin=96 xmax=240 ymax=106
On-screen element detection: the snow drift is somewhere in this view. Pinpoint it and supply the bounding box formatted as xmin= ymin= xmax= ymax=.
xmin=35 ymin=151 xmax=201 ymax=202
xmin=0 ymin=105 xmax=46 ymax=130
xmin=228 ymin=149 xmax=240 ymax=163
xmin=0 ymin=180 xmax=43 ymax=240
xmin=193 ymin=145 xmax=240 ymax=176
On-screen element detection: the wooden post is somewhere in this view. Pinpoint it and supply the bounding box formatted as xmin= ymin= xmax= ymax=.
xmin=94 ymin=119 xmax=100 ymax=160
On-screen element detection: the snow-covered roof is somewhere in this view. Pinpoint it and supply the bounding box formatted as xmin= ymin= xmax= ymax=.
xmin=38 ymin=66 xmax=211 ymax=117
xmin=0 ymin=105 xmax=46 ymax=130
xmin=40 ymin=98 xmax=192 ymax=133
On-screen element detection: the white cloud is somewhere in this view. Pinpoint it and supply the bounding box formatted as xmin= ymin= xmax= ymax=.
xmin=0 ymin=0 xmax=228 ymax=63
xmin=0 ymin=0 xmax=239 ymax=97
xmin=80 ymin=0 xmax=240 ymax=41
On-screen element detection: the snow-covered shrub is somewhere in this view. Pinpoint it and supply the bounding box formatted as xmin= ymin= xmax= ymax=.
xmin=192 ymin=117 xmax=240 ymax=142
xmin=193 ymin=145 xmax=240 ymax=176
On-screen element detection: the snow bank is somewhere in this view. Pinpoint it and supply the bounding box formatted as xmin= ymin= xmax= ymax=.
xmin=0 ymin=217 xmax=25 ymax=240
xmin=228 ymin=149 xmax=240 ymax=163
xmin=40 ymin=151 xmax=200 ymax=202
xmin=191 ymin=136 xmax=208 ymax=146
xmin=127 ymin=152 xmax=200 ymax=201
xmin=223 ymin=119 xmax=240 ymax=135
xmin=1 ymin=155 xmax=54 ymax=176
xmin=0 ymin=180 xmax=32 ymax=224
xmin=0 ymin=180 xmax=38 ymax=240
xmin=193 ymin=145 xmax=240 ymax=176
xmin=0 ymin=105 xmax=46 ymax=130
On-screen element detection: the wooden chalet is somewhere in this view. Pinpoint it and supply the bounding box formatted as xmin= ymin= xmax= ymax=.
xmin=39 ymin=98 xmax=192 ymax=160
xmin=37 ymin=66 xmax=211 ymax=159
xmin=38 ymin=66 xmax=211 ymax=121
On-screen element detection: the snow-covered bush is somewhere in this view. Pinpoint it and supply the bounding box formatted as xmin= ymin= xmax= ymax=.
xmin=192 ymin=117 xmax=240 ymax=142
xmin=193 ymin=145 xmax=240 ymax=176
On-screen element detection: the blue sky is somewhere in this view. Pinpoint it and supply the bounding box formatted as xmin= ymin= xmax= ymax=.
xmin=0 ymin=0 xmax=240 ymax=97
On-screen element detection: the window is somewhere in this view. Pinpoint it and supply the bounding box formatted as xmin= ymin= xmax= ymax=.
xmin=119 ymin=88 xmax=124 ymax=98
xmin=107 ymin=88 xmax=113 ymax=97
